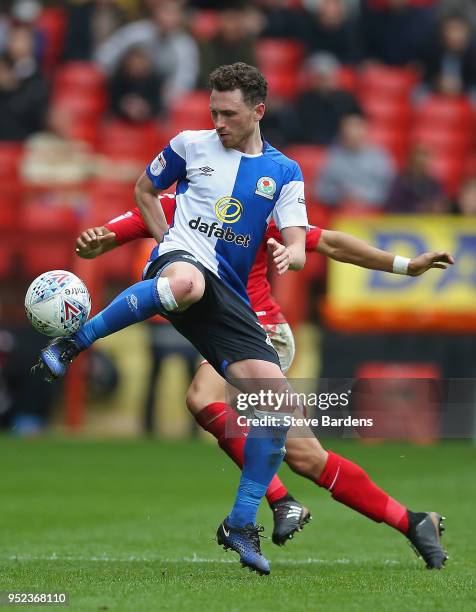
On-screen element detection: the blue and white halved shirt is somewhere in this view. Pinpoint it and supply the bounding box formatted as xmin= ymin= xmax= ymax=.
xmin=145 ymin=129 xmax=308 ymax=302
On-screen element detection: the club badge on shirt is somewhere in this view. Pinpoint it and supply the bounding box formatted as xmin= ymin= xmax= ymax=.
xmin=255 ymin=176 xmax=276 ymax=200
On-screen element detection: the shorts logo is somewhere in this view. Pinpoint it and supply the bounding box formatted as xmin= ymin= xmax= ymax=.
xmin=150 ymin=152 xmax=166 ymax=176
xmin=215 ymin=197 xmax=243 ymax=224
xmin=255 ymin=177 xmax=276 ymax=200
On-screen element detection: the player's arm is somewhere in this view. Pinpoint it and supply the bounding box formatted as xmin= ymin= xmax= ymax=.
xmin=76 ymin=226 xmax=118 ymax=259
xmin=136 ymin=137 xmax=188 ymax=242
xmin=270 ymin=162 xmax=308 ymax=274
xmin=134 ymin=172 xmax=169 ymax=244
xmin=268 ymin=226 xmax=306 ymax=275
xmin=316 ymin=229 xmax=454 ymax=276
xmin=75 ymin=208 xmax=152 ymax=259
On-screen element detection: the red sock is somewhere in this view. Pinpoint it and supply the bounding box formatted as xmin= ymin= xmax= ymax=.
xmin=195 ymin=402 xmax=289 ymax=505
xmin=317 ymin=450 xmax=409 ymax=534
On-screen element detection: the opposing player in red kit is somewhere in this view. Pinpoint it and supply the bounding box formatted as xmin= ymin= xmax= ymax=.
xmin=76 ymin=193 xmax=451 ymax=569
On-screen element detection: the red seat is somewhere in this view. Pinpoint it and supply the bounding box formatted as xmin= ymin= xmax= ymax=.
xmin=354 ymin=362 xmax=441 ymax=443
xmin=55 ymin=62 xmax=106 ymax=91
xmin=335 ymin=66 xmax=358 ymax=93
xmin=52 ymin=90 xmax=107 ymax=117
xmin=414 ymin=95 xmax=475 ymax=131
xmin=284 ymin=145 xmax=328 ymax=186
xmin=169 ymin=91 xmax=213 ymax=130
xmin=255 ymin=38 xmax=304 ymax=72
xmin=0 ymin=143 xmax=24 ymax=180
xmin=428 ymin=154 xmax=464 ymax=196
xmin=21 ymin=204 xmax=78 ymax=276
xmin=264 ymin=70 xmax=300 ymax=101
xmin=36 ymin=8 xmax=66 ymax=74
xmin=359 ymin=64 xmax=418 ymax=100
xmin=368 ymin=125 xmax=409 ymax=167
xmin=361 ymin=96 xmax=412 ymax=129
xmin=411 ymin=126 xmax=470 ymax=156
xmin=190 ymin=10 xmax=220 ymax=41
xmin=97 ymin=120 xmax=161 ymax=161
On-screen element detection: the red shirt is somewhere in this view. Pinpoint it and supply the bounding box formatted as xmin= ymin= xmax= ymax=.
xmin=105 ymin=195 xmax=322 ymax=325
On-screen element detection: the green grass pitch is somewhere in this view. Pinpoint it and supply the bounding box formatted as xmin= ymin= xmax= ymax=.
xmin=1 ymin=438 xmax=474 ymax=611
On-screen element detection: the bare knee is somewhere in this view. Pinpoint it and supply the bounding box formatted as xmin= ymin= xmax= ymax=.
xmin=284 ymin=437 xmax=328 ymax=481
xmin=168 ymin=275 xmax=204 ymax=309
xmin=186 ymin=377 xmax=209 ymax=415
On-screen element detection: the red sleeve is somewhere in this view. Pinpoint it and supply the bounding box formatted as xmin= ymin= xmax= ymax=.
xmin=305 ymin=226 xmax=322 ymax=251
xmin=264 ymin=222 xmax=322 ymax=252
xmin=104 ymin=195 xmax=177 ymax=245
xmin=105 ymin=208 xmax=151 ymax=245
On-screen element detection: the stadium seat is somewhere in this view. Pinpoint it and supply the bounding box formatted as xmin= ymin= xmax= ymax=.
xmin=368 ymin=125 xmax=409 ymax=167
xmin=428 ymin=154 xmax=464 ymax=196
xmin=264 ymin=70 xmax=300 ymax=101
xmin=189 ymin=10 xmax=220 ymax=40
xmin=354 ymin=362 xmax=441 ymax=443
xmin=414 ymin=95 xmax=475 ymax=131
xmin=97 ymin=121 xmax=161 ymax=161
xmin=255 ymin=38 xmax=305 ymax=72
xmin=284 ymin=145 xmax=328 ymax=187
xmin=55 ymin=62 xmax=107 ymax=92
xmin=169 ymin=91 xmax=213 ymax=130
xmin=36 ymin=7 xmax=66 ymax=74
xmin=88 ymin=180 xmax=136 ymax=222
xmin=21 ymin=204 xmax=78 ymax=276
xmin=411 ymin=126 xmax=470 ymax=156
xmin=358 ymin=64 xmax=419 ymax=100
xmin=0 ymin=143 xmax=24 ymax=180
xmin=335 ymin=66 xmax=358 ymax=93
xmin=360 ymin=97 xmax=412 ymax=129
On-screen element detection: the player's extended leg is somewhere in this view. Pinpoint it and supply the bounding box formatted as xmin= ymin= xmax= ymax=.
xmin=283 ymin=435 xmax=447 ymax=569
xmin=186 ymin=362 xmax=311 ymax=545
xmin=34 ymin=263 xmax=205 ymax=380
xmin=216 ymin=359 xmax=299 ymax=575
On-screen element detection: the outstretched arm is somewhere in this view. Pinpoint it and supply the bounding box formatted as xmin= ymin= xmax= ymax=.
xmin=316 ymin=229 xmax=454 ymax=276
xmin=267 ymin=226 xmax=307 ymax=275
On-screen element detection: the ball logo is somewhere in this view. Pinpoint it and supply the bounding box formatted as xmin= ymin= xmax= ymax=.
xmin=215 ymin=197 xmax=243 ymax=224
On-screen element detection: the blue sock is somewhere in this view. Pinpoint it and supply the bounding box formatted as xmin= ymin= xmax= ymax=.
xmin=228 ymin=424 xmax=288 ymax=528
xmin=73 ymin=278 xmax=163 ymax=349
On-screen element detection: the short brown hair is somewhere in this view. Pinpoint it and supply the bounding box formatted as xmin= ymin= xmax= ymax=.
xmin=209 ymin=62 xmax=267 ymax=106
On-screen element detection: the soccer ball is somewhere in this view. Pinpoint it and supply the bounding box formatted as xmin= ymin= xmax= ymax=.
xmin=25 ymin=270 xmax=91 ymax=337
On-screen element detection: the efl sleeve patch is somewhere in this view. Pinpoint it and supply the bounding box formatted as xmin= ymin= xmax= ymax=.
xmin=146 ymin=144 xmax=187 ymax=189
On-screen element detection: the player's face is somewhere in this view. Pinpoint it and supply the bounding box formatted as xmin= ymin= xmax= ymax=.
xmin=210 ymin=88 xmax=264 ymax=150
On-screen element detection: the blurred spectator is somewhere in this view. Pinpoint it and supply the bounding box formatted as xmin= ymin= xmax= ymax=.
xmin=362 ymin=0 xmax=436 ymax=66
xmin=198 ymin=4 xmax=257 ymax=88
xmin=315 ymin=112 xmax=395 ymax=207
xmin=421 ymin=14 xmax=476 ymax=96
xmin=291 ymin=52 xmax=361 ymax=145
xmin=95 ymin=0 xmax=198 ymax=109
xmin=108 ymin=45 xmax=162 ymax=122
xmin=304 ymin=0 xmax=361 ymax=64
xmin=439 ymin=1 xmax=476 ymax=29
xmin=0 ymin=27 xmax=48 ymax=140
xmin=259 ymin=95 xmax=298 ymax=148
xmin=256 ymin=0 xmax=310 ymax=41
xmin=455 ymin=177 xmax=476 ymax=215
xmin=63 ymin=0 xmax=127 ymax=61
xmin=385 ymin=145 xmax=448 ymax=213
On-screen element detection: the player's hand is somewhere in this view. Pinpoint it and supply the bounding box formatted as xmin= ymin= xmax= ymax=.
xmin=75 ymin=227 xmax=117 ymax=259
xmin=408 ymin=251 xmax=455 ymax=276
xmin=267 ymin=238 xmax=290 ymax=275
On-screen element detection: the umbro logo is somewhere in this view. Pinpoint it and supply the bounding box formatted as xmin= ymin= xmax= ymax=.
xmin=199 ymin=166 xmax=214 ymax=175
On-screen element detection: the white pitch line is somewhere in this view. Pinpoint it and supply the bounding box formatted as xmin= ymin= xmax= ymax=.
xmin=5 ymin=554 xmax=401 ymax=566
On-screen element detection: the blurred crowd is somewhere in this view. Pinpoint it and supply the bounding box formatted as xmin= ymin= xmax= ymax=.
xmin=1 ymin=0 xmax=476 ymax=216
